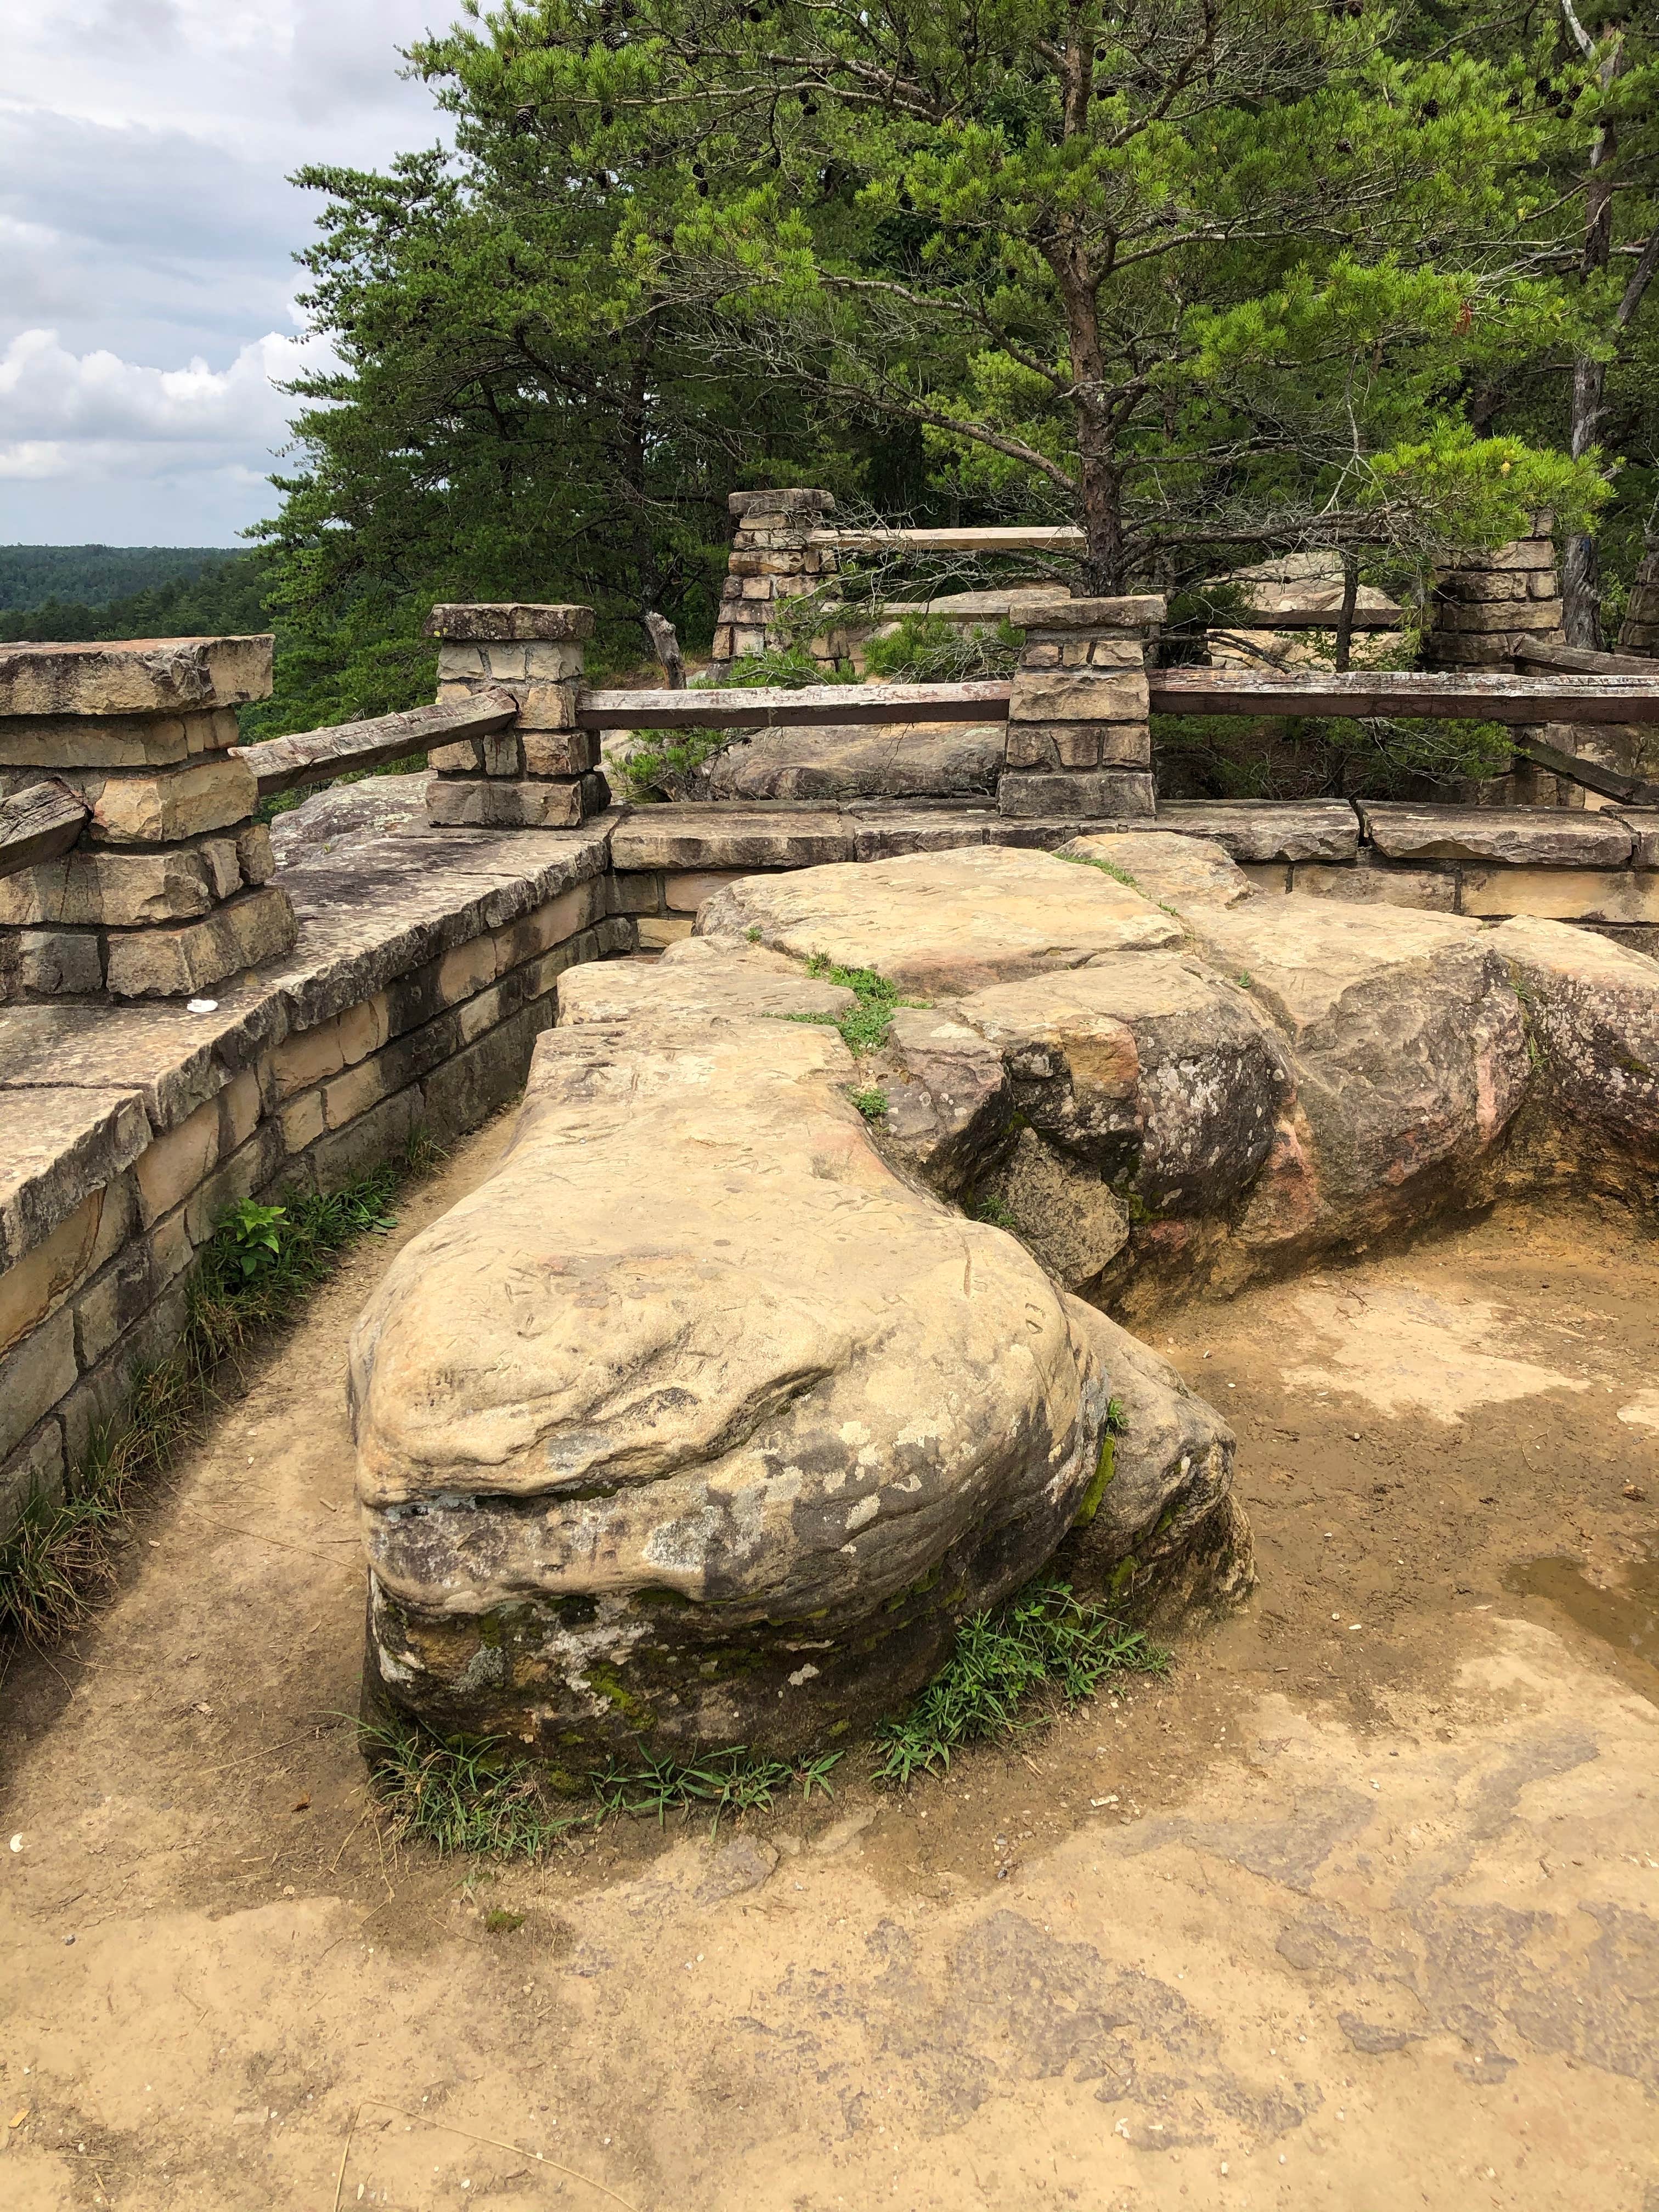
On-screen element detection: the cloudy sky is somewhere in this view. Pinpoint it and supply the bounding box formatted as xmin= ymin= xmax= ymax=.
xmin=1 ymin=0 xmax=452 ymax=547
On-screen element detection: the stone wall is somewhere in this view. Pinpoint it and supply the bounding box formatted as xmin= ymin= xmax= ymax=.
xmin=0 ymin=819 xmax=629 ymax=1543
xmin=708 ymin=490 xmax=838 ymax=675
xmin=10 ymin=779 xmax=1659 ymax=1549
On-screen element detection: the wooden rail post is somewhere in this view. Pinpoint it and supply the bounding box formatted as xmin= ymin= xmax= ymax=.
xmin=709 ymin=490 xmax=838 ymax=676
xmin=424 ymin=605 xmax=609 ymax=829
xmin=997 ymin=597 xmax=1165 ymax=819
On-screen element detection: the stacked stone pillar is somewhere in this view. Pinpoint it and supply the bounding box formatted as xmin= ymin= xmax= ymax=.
xmin=1423 ymin=517 xmax=1585 ymax=803
xmin=709 ymin=490 xmax=839 ymax=674
xmin=425 ymin=605 xmax=608 ymax=828
xmin=997 ymin=596 xmax=1164 ymax=819
xmin=0 ymin=636 xmax=295 ymax=1002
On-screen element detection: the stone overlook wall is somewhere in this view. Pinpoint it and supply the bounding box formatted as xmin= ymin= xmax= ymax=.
xmin=1 ymin=819 xmax=625 ymax=1543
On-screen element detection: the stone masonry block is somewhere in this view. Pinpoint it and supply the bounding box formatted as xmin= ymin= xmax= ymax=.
xmin=0 ymin=636 xmax=273 ymax=719
xmin=1005 ymin=726 xmax=1059 ymax=770
xmin=997 ymin=768 xmax=1156 ymax=820
xmin=0 ymin=1301 xmax=77 ymax=1463
xmin=1007 ymin=669 xmax=1150 ymax=723
xmin=438 ymin=935 xmax=498 ymax=1007
xmin=133 ymin=1093 xmax=225 ymax=1223
xmin=663 ymin=870 xmax=749 ymax=915
xmin=73 ymin=755 xmax=257 ymax=844
xmin=610 ymin=872 xmax=665 ymax=916
xmin=1017 ymin=596 xmax=1164 ymax=635
xmin=0 ymin=1189 xmax=104 ymax=1358
xmin=0 ymin=708 xmax=240 ymax=771
xmin=236 ymin=821 xmax=275 ymax=887
xmin=104 ymin=882 xmax=298 ymax=1000
xmin=426 ymin=774 xmax=608 ymax=831
xmin=1 ymin=1417 xmax=65 ymax=1545
xmin=425 ymin=604 xmax=595 ymax=643
xmin=512 ymin=683 xmax=581 ymax=732
xmin=636 ymin=914 xmax=696 ymax=950
xmin=1 ymin=927 xmax=106 ymax=997
xmin=182 ymin=1122 xmax=287 ymax=1247
xmin=521 ymin=729 xmax=599 ymax=777
xmin=0 ymin=840 xmax=235 ymax=929
xmin=280 ymin=1090 xmax=326 ymax=1155
xmin=522 ymin=642 xmax=587 ymax=680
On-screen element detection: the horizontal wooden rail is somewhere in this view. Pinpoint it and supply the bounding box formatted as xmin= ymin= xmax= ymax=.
xmin=810 ymin=526 xmax=1086 ymax=554
xmin=575 ymin=680 xmax=1015 ymax=730
xmin=1148 ymin=668 xmax=1659 ymax=725
xmin=0 ymin=777 xmax=88 ymax=881
xmin=1514 ymin=636 xmax=1659 ymax=679
xmin=235 ymin=687 xmax=520 ymax=798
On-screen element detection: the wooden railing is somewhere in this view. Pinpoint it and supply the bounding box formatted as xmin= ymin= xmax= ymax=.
xmin=234 ymin=687 xmax=519 ymax=797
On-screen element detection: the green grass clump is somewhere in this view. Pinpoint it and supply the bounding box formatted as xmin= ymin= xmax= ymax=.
xmin=188 ymin=1169 xmax=399 ymax=1360
xmin=366 ymin=1725 xmax=844 ymax=1856
xmin=787 ymin=954 xmax=927 ymax=1055
xmin=1060 ymin=849 xmax=1141 ymax=891
xmin=362 ymin=1723 xmax=585 ymax=1860
xmin=871 ymin=1579 xmax=1166 ymax=1786
xmin=851 ymin=1086 xmax=888 ymax=1119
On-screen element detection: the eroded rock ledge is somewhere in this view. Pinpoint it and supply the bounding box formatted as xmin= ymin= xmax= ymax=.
xmin=352 ymin=837 xmax=1659 ymax=1765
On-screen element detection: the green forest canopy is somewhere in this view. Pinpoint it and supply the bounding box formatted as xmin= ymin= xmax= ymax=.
xmin=0 ymin=545 xmax=238 ymax=614
xmin=12 ymin=1 xmax=1659 ymax=787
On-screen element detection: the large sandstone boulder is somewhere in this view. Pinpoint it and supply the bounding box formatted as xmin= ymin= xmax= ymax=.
xmin=353 ymin=965 xmax=1122 ymax=1765
xmin=708 ymin=720 xmax=1005 ymax=802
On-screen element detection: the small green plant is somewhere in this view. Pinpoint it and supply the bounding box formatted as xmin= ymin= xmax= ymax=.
xmin=971 ymin=1193 xmax=1019 ymax=1229
xmin=787 ymin=955 xmax=927 ymax=1055
xmin=1060 ymin=849 xmax=1141 ymax=891
xmin=862 ymin=612 xmax=1025 ymax=683
xmin=220 ymin=1198 xmax=287 ymax=1278
xmin=1235 ymin=970 xmax=1253 ymax=988
xmin=1 ymin=1156 xmax=432 ymax=1646
xmin=745 ymin=924 xmax=762 ymax=944
xmin=852 ymin=1086 xmax=888 ymax=1119
xmin=590 ymin=1744 xmax=841 ymax=1836
xmin=871 ymin=1578 xmax=1166 ymax=1786
xmin=726 ymin=644 xmax=856 ymax=690
xmin=363 ymin=1722 xmax=586 ymax=1859
xmin=483 ymin=1907 xmax=526 ymax=1933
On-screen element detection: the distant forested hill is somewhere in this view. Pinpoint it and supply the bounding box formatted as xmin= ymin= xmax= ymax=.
xmin=0 ymin=552 xmax=270 ymax=646
xmin=0 ymin=545 xmax=239 ymax=614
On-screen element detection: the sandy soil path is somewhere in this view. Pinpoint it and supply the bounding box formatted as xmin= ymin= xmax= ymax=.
xmin=3 ymin=1119 xmax=1656 ymax=2211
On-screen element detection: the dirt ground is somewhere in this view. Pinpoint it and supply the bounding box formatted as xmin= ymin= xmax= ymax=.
xmin=3 ymin=1114 xmax=1657 ymax=2212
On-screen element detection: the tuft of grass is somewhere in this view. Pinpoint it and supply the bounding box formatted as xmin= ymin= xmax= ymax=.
xmin=787 ymin=954 xmax=927 ymax=1056
xmin=366 ymin=1721 xmax=844 ymax=1856
xmin=871 ymin=1578 xmax=1167 ymax=1786
xmin=0 ymin=1149 xmax=437 ymax=1646
xmin=1060 ymin=849 xmax=1141 ymax=891
xmin=971 ymin=1193 xmax=1019 ymax=1230
xmin=851 ymin=1086 xmax=888 ymax=1120
xmin=591 ymin=1743 xmax=843 ymax=1836
xmin=362 ymin=1722 xmax=587 ymax=1860
xmin=188 ymin=1169 xmax=399 ymax=1361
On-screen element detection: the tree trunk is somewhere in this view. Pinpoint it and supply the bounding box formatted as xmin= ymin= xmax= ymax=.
xmin=1333 ymin=551 xmax=1361 ymax=672
xmin=1561 ymin=17 xmax=1624 ymax=648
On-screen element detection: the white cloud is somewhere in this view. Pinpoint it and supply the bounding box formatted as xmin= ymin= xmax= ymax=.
xmin=0 ymin=328 xmax=329 ymax=464
xmin=0 ymin=0 xmax=444 ymax=541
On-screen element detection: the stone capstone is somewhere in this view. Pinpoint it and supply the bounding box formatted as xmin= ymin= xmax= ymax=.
xmin=0 ymin=637 xmax=273 ymax=719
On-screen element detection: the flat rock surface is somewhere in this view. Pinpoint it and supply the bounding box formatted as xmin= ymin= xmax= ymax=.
xmin=269 ymin=772 xmax=429 ymax=865
xmin=1181 ymin=895 xmax=1485 ymax=1037
xmin=697 ymin=844 xmax=1182 ymax=993
xmin=610 ymin=806 xmax=853 ymax=872
xmin=1359 ymin=802 xmax=1636 ymax=866
xmin=1058 ymin=829 xmax=1255 ymax=907
xmin=1154 ymin=799 xmax=1359 ymax=862
xmin=708 ymin=720 xmax=1005 ymax=802
xmin=558 ymin=936 xmax=855 ymax=1025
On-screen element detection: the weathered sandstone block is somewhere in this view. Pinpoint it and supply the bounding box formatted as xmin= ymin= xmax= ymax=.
xmin=0 ymin=708 xmax=240 ymax=770
xmin=353 ymin=1000 xmax=1128 ymax=1763
xmin=0 ymin=636 xmax=272 ymax=719
xmin=69 ymin=756 xmax=258 ymax=845
xmin=104 ymin=883 xmax=298 ymax=999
